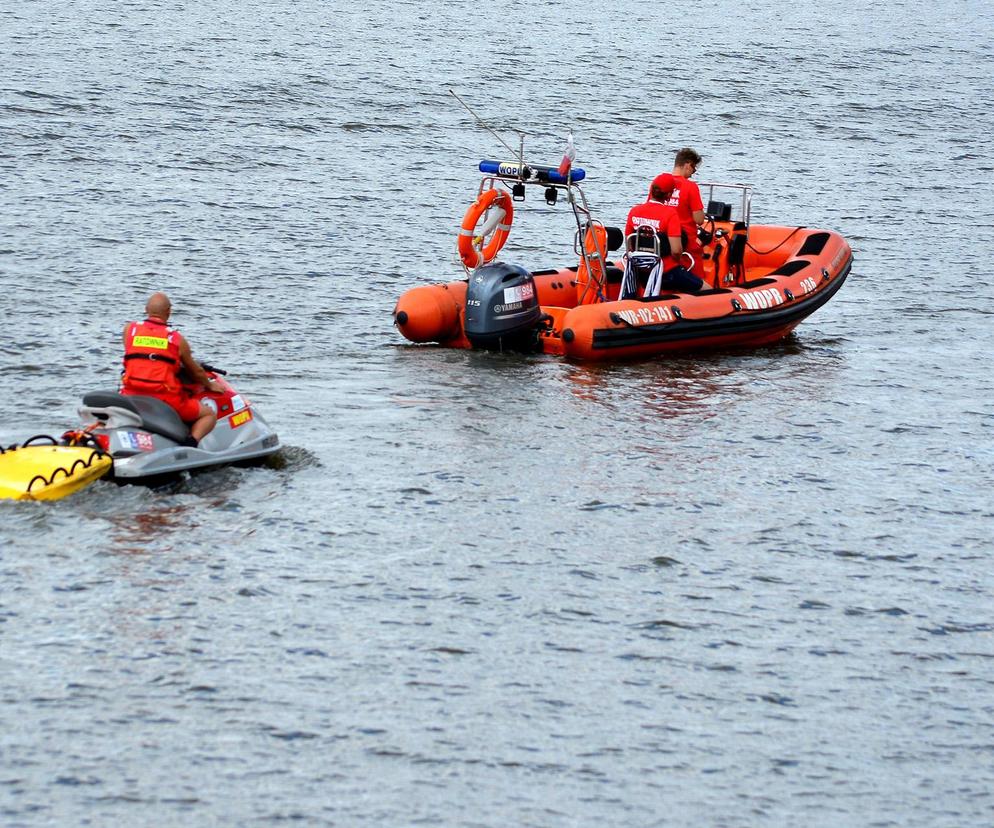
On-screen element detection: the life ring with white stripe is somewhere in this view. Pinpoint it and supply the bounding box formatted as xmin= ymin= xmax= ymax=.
xmin=457 ymin=188 xmax=514 ymax=269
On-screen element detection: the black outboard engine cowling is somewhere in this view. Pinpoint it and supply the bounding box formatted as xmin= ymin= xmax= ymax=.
xmin=464 ymin=262 xmax=543 ymax=350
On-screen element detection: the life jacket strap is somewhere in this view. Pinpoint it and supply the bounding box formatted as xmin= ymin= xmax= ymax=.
xmin=124 ymin=353 xmax=178 ymax=365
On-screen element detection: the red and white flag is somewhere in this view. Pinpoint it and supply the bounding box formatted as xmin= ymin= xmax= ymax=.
xmin=557 ymin=131 xmax=576 ymax=177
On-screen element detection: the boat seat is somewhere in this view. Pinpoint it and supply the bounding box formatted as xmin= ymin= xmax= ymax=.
xmin=625 ymin=227 xmax=671 ymax=257
xmin=82 ymin=391 xmax=191 ymax=443
xmin=604 ymin=226 xmax=625 ymax=251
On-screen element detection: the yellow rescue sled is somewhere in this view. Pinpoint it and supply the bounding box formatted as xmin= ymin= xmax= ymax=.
xmin=0 ymin=438 xmax=112 ymax=501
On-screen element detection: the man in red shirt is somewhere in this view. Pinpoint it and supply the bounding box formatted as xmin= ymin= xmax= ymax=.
xmin=622 ymin=174 xmax=703 ymax=297
xmin=121 ymin=292 xmax=223 ymax=445
xmin=665 ymin=147 xmax=707 ymax=279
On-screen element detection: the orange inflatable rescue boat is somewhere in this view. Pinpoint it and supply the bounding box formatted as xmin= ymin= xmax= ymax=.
xmin=393 ymin=159 xmax=852 ymax=361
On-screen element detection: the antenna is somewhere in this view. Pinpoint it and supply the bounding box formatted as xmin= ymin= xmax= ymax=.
xmin=449 ymin=88 xmax=523 ymax=160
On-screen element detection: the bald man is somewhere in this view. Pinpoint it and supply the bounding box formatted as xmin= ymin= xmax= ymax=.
xmin=121 ymin=292 xmax=223 ymax=445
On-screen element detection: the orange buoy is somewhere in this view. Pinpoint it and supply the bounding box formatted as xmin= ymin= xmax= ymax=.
xmin=457 ymin=188 xmax=513 ymax=269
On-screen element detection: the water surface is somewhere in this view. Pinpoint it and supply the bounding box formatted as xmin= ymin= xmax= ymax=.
xmin=2 ymin=1 xmax=993 ymax=825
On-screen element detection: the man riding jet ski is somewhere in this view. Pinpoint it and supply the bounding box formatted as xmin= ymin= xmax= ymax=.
xmin=2 ymin=292 xmax=279 ymax=500
xmin=75 ymin=363 xmax=279 ymax=482
xmin=120 ymin=291 xmax=221 ymax=445
xmin=72 ymin=291 xmax=280 ymax=481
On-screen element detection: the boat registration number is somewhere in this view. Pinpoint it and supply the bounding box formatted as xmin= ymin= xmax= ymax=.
xmin=616 ymin=306 xmax=675 ymax=326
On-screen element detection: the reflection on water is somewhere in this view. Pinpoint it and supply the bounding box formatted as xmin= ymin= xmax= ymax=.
xmin=100 ymin=500 xmax=199 ymax=554
xmin=563 ymin=360 xmax=737 ymax=418
xmin=563 ymin=350 xmax=768 ymax=422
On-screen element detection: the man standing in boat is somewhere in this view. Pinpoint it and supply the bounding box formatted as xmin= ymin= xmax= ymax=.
xmin=666 ymin=147 xmax=707 ymax=279
xmin=120 ymin=292 xmax=223 ymax=446
xmin=622 ymin=174 xmax=704 ymax=297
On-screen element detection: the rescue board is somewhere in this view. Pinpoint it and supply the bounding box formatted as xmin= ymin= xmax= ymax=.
xmin=0 ymin=441 xmax=112 ymax=501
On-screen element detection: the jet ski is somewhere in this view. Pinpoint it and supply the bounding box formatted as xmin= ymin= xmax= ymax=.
xmin=1 ymin=364 xmax=280 ymax=500
xmin=76 ymin=364 xmax=280 ymax=481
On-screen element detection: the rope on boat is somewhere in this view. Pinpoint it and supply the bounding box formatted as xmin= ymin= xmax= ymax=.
xmin=2 ymin=434 xmax=57 ymax=454
xmin=609 ymin=312 xmax=637 ymax=328
xmin=22 ymin=434 xmax=59 ymax=447
xmin=745 ymin=226 xmax=806 ymax=255
xmin=25 ymin=447 xmax=108 ymax=493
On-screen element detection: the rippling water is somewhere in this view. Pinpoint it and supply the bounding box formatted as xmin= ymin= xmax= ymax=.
xmin=2 ymin=1 xmax=993 ymax=825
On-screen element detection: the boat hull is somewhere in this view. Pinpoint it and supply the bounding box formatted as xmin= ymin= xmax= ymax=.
xmin=393 ymin=224 xmax=853 ymax=362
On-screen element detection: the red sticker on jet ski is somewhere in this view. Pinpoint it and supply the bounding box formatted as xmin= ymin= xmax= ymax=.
xmin=136 ymin=433 xmax=154 ymax=452
xmin=230 ymin=409 xmax=253 ymax=428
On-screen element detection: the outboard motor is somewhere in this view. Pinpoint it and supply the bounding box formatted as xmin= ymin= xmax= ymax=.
xmin=464 ymin=262 xmax=543 ymax=351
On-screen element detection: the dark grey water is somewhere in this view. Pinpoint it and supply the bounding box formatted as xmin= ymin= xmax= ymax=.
xmin=2 ymin=1 xmax=993 ymax=825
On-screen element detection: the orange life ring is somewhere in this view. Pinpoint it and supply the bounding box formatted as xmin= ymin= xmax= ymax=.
xmin=458 ymin=188 xmax=514 ymax=269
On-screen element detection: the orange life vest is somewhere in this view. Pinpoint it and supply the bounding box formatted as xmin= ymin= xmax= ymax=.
xmin=122 ymin=319 xmax=182 ymax=396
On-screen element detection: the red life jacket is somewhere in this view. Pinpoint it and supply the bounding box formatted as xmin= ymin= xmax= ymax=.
xmin=122 ymin=319 xmax=182 ymax=396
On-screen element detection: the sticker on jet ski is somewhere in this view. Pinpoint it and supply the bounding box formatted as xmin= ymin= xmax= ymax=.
xmin=230 ymin=410 xmax=253 ymax=428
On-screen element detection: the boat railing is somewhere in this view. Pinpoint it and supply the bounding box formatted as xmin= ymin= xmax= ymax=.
xmin=698 ymin=181 xmax=753 ymax=227
xmin=475 ymin=160 xmax=610 ymax=289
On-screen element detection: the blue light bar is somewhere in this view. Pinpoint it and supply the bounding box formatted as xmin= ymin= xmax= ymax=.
xmin=479 ymin=159 xmax=586 ymax=184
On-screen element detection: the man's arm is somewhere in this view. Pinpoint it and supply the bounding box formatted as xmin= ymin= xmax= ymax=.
xmin=690 ymin=182 xmax=706 ymax=226
xmin=668 ymin=215 xmax=683 ymax=257
xmin=178 ymin=335 xmax=223 ymax=393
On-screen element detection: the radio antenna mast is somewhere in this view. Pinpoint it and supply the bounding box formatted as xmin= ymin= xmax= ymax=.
xmin=449 ymin=88 xmax=524 ymax=165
